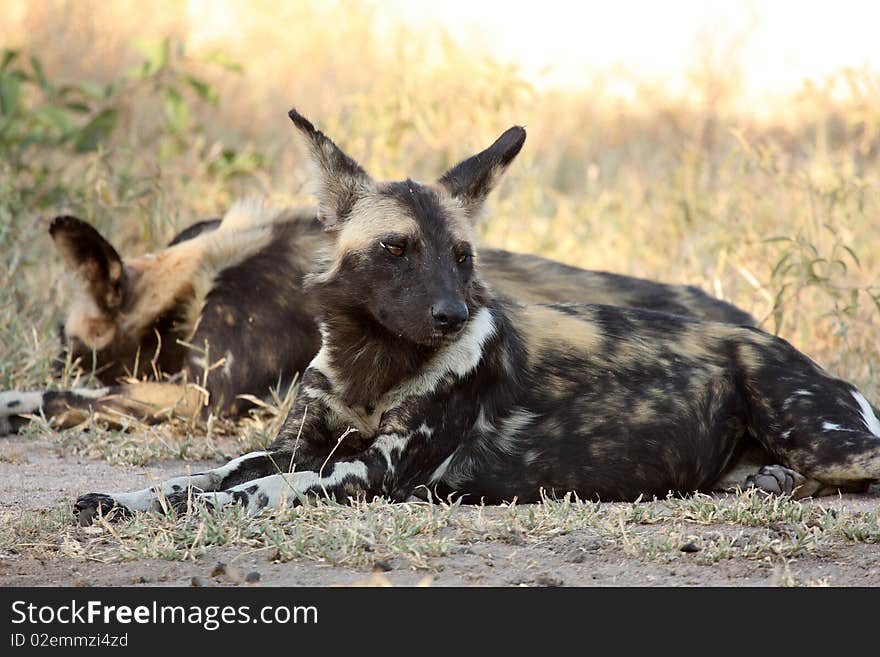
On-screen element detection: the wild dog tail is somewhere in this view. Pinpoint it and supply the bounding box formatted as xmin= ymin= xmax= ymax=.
xmin=217 ymin=197 xmax=281 ymax=232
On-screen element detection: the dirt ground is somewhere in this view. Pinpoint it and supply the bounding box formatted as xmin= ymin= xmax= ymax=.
xmin=1 ymin=435 xmax=879 ymax=587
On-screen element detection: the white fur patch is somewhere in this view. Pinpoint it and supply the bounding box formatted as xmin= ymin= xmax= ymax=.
xmin=205 ymin=460 xmax=371 ymax=514
xmin=70 ymin=387 xmax=111 ymax=400
xmin=222 ymin=351 xmax=234 ymax=377
xmin=821 ymin=421 xmax=859 ymax=433
xmin=390 ymin=306 xmax=496 ymax=404
xmin=0 ymin=391 xmax=44 ymax=415
xmin=851 ymin=390 xmax=880 ymax=437
xmin=219 ymin=197 xmax=280 ymax=231
xmin=473 ymin=408 xmax=493 ymax=434
xmin=305 ymin=309 xmax=496 ymax=436
xmin=429 ymin=450 xmax=457 ymax=484
xmin=523 ymin=448 xmax=542 ymax=466
xmin=375 ymin=433 xmax=410 ymax=470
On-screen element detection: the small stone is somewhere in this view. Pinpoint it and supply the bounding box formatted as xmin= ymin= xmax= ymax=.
xmin=534 ymin=574 xmax=563 ymax=587
xmin=210 ymin=562 xmax=227 ymax=578
xmin=245 ymin=571 xmax=261 ymax=583
xmin=224 ymin=565 xmax=245 ymax=584
xmin=373 ymin=560 xmax=393 ymax=572
xmin=582 ymin=538 xmax=601 ymax=551
xmin=191 ymin=576 xmax=212 ymax=587
xmin=566 ymin=550 xmax=586 ymax=564
xmin=680 ymin=542 xmax=701 ymax=553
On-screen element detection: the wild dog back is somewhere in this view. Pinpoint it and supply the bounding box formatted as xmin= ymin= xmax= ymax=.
xmin=481 ymin=250 xmax=753 ymax=324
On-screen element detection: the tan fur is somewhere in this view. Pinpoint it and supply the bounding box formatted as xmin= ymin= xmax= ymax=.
xmin=321 ymin=185 xmax=474 ymax=284
xmin=64 ymin=199 xmax=285 ymax=354
xmin=64 ymin=292 xmax=117 ymax=351
xmin=486 ymin=261 xmax=622 ymax=305
xmin=431 ymin=184 xmax=480 ymax=245
xmin=337 ymin=195 xmax=419 ymax=254
xmin=517 ymin=304 xmax=603 ymax=364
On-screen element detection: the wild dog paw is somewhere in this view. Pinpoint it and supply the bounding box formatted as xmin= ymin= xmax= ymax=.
xmin=3 ymin=415 xmax=30 ymax=434
xmin=745 ymin=465 xmax=811 ymax=497
xmin=73 ymin=493 xmax=131 ymax=526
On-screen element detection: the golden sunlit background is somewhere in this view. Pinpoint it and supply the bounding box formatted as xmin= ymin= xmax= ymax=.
xmin=1 ymin=0 xmax=878 ymax=396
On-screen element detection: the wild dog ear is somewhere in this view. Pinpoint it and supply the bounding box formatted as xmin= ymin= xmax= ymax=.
xmin=288 ymin=107 xmax=373 ymax=230
xmin=438 ymin=126 xmax=526 ymax=219
xmin=49 ymin=215 xmax=127 ymax=313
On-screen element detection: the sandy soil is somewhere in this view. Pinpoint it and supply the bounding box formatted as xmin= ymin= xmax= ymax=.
xmin=1 ymin=436 xmax=879 ymax=587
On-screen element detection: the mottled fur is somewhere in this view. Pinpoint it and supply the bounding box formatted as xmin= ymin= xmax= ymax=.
xmin=73 ymin=109 xmax=880 ymax=522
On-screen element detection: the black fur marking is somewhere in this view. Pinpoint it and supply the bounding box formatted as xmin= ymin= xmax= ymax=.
xmin=288 ymin=107 xmax=370 ymax=224
xmin=438 ymin=126 xmax=526 ymax=210
xmin=49 ymin=215 xmax=127 ymax=312
xmin=185 ymin=220 xmax=322 ymax=415
xmin=166 ymin=218 xmax=221 ymax=246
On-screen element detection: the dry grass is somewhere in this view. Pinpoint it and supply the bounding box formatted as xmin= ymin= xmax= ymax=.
xmin=2 ymin=491 xmax=878 ymax=579
xmin=1 ymin=1 xmax=879 ymax=583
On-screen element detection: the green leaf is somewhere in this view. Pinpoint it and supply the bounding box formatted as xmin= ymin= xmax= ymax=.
xmin=0 ymin=71 xmax=21 ymax=117
xmin=34 ymin=106 xmax=74 ymax=135
xmin=72 ymin=108 xmax=118 ymax=152
xmin=71 ymin=81 xmax=106 ymax=100
xmin=840 ymin=244 xmax=861 ymax=268
xmin=203 ymin=50 xmax=243 ymax=73
xmin=185 ymin=75 xmax=219 ymax=105
xmin=164 ymin=86 xmax=190 ymax=134
xmin=64 ymin=101 xmax=92 ymax=114
xmin=29 ymin=55 xmax=51 ymax=95
xmin=770 ymin=251 xmax=792 ymax=279
xmin=135 ymin=37 xmax=171 ymax=76
xmin=0 ymin=49 xmax=19 ymax=71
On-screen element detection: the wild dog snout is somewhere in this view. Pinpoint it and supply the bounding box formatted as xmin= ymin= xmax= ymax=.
xmin=431 ymin=299 xmax=468 ymax=333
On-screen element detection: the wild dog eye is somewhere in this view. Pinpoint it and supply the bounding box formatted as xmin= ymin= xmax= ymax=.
xmin=380 ymin=241 xmax=405 ymax=257
xmin=455 ymin=245 xmax=473 ymax=265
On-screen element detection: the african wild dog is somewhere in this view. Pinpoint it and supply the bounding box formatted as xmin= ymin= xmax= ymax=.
xmin=72 ymin=108 xmax=880 ymax=523
xmin=1 ymin=188 xmax=753 ymax=434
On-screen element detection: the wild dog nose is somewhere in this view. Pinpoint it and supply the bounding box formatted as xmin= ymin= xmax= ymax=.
xmin=431 ymin=300 xmax=468 ymax=333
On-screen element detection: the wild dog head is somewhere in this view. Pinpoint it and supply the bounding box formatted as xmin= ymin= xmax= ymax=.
xmin=50 ymin=216 xmax=194 ymax=383
xmin=290 ymin=107 xmax=525 ymax=347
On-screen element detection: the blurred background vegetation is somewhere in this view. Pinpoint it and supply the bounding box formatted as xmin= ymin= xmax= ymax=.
xmin=1 ymin=0 xmax=878 ymax=401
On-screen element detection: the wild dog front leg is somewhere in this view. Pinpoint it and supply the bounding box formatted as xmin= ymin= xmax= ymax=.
xmin=72 ymin=450 xmax=293 ymax=523
xmin=73 ymin=371 xmax=337 ymax=522
xmin=181 ymin=414 xmax=459 ymax=515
